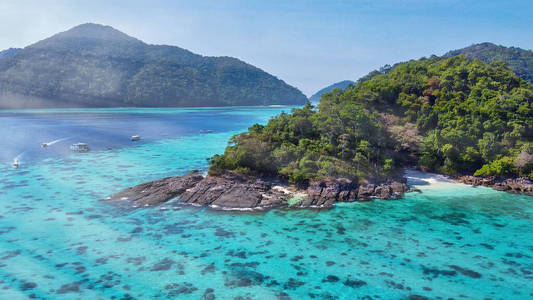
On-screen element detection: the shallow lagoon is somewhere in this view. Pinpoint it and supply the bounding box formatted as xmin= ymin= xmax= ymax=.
xmin=0 ymin=107 xmax=532 ymax=299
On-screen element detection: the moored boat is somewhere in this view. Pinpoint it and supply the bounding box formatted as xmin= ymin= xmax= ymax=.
xmin=70 ymin=143 xmax=90 ymax=152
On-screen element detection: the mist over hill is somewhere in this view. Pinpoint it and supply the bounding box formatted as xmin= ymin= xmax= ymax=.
xmin=0 ymin=23 xmax=307 ymax=109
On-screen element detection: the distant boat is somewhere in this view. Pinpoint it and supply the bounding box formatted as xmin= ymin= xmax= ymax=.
xmin=70 ymin=143 xmax=90 ymax=152
xmin=41 ymin=143 xmax=48 ymax=148
xmin=131 ymin=135 xmax=141 ymax=141
xmin=199 ymin=130 xmax=214 ymax=134
xmin=12 ymin=153 xmax=23 ymax=168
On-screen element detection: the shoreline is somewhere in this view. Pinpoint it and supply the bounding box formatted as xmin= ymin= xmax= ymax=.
xmin=103 ymin=170 xmax=410 ymax=211
xmin=103 ymin=169 xmax=533 ymax=212
xmin=406 ymin=169 xmax=533 ymax=196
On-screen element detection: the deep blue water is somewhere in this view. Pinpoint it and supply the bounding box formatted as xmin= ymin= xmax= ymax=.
xmin=0 ymin=107 xmax=532 ymax=299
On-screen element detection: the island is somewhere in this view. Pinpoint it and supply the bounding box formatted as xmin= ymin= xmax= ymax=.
xmin=0 ymin=23 xmax=307 ymax=109
xmin=105 ymin=54 xmax=533 ymax=210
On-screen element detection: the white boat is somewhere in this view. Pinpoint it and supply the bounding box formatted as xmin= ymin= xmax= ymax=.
xmin=12 ymin=159 xmax=19 ymax=168
xmin=41 ymin=143 xmax=48 ymax=148
xmin=70 ymin=143 xmax=90 ymax=152
xmin=131 ymin=135 xmax=141 ymax=141
xmin=199 ymin=129 xmax=214 ymax=134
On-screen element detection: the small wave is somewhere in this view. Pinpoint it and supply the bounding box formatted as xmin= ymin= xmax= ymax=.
xmin=405 ymin=170 xmax=453 ymax=186
xmin=209 ymin=204 xmax=262 ymax=212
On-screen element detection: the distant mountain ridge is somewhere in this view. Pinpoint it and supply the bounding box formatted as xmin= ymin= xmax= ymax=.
xmin=309 ymin=80 xmax=354 ymax=102
xmin=0 ymin=23 xmax=307 ymax=109
xmin=0 ymin=48 xmax=20 ymax=60
xmin=444 ymin=42 xmax=533 ymax=83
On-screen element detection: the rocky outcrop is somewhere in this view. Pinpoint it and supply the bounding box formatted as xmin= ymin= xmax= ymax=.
xmin=456 ymin=176 xmax=533 ymax=196
xmin=178 ymin=172 xmax=288 ymax=210
xmin=301 ymin=178 xmax=358 ymax=207
xmin=103 ymin=170 xmax=411 ymax=211
xmin=103 ymin=171 xmax=204 ymax=207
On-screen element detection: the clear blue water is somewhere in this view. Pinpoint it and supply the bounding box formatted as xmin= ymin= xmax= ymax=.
xmin=0 ymin=107 xmax=532 ymax=299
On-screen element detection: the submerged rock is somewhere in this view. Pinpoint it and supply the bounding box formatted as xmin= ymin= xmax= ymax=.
xmin=103 ymin=170 xmax=411 ymax=211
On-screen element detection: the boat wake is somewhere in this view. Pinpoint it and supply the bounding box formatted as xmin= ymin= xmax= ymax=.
xmin=42 ymin=137 xmax=70 ymax=147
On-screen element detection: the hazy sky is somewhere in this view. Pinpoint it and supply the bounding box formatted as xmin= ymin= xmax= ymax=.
xmin=1 ymin=0 xmax=532 ymax=96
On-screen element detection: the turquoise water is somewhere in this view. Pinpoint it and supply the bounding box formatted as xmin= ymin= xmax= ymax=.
xmin=1 ymin=108 xmax=532 ymax=299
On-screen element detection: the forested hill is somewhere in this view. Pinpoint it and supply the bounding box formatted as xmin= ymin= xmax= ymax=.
xmin=309 ymin=80 xmax=354 ymax=102
xmin=0 ymin=23 xmax=307 ymax=109
xmin=210 ymin=55 xmax=533 ymax=183
xmin=444 ymin=42 xmax=533 ymax=83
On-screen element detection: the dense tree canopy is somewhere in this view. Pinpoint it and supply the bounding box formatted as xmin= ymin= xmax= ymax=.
xmin=210 ymin=56 xmax=533 ymax=183
xmin=444 ymin=42 xmax=533 ymax=83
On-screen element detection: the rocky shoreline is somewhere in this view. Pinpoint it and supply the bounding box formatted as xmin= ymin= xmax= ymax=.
xmin=103 ymin=170 xmax=410 ymax=211
xmin=454 ymin=175 xmax=533 ymax=196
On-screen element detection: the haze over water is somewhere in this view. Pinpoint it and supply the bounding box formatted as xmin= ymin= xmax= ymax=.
xmin=0 ymin=107 xmax=532 ymax=299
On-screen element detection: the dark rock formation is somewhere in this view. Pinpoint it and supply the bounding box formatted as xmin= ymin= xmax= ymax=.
xmin=302 ymin=178 xmax=358 ymax=207
xmin=178 ymin=172 xmax=287 ymax=210
xmin=103 ymin=171 xmax=204 ymax=207
xmin=103 ymin=170 xmax=411 ymax=211
xmin=455 ymin=176 xmax=533 ymax=196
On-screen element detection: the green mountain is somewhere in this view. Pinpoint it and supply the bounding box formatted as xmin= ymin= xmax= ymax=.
xmin=0 ymin=23 xmax=307 ymax=109
xmin=444 ymin=42 xmax=533 ymax=83
xmin=309 ymin=80 xmax=354 ymax=102
xmin=210 ymin=55 xmax=533 ymax=182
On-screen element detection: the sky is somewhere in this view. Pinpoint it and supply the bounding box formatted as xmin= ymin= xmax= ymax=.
xmin=1 ymin=0 xmax=532 ymax=96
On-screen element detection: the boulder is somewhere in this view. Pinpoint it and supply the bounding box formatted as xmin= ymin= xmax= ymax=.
xmin=357 ymin=184 xmax=375 ymax=199
xmin=303 ymin=178 xmax=358 ymax=207
xmin=374 ymin=185 xmax=391 ymax=199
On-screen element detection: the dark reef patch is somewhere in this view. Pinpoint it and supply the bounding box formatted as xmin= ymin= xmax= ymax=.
xmin=449 ymin=265 xmax=482 ymax=278
xmin=165 ymin=282 xmax=198 ymax=296
xmin=343 ymin=278 xmax=367 ymax=288
xmin=283 ymin=278 xmax=305 ymax=289
xmin=56 ymin=282 xmax=80 ymax=294
xmin=421 ymin=265 xmax=457 ymax=278
xmin=19 ymin=282 xmax=37 ymax=291
xmin=150 ymin=258 xmax=175 ymax=271
xmin=215 ymin=228 xmax=235 ymax=238
xmin=322 ymin=275 xmax=340 ymax=283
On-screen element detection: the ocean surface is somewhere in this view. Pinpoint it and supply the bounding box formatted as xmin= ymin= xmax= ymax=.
xmin=0 ymin=107 xmax=532 ymax=300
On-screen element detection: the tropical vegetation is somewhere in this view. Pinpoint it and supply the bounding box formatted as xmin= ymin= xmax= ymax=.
xmin=210 ymin=55 xmax=533 ymax=183
xmin=445 ymin=42 xmax=533 ymax=83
